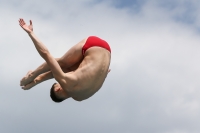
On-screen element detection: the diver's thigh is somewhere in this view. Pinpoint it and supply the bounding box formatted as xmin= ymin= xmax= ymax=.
xmin=60 ymin=39 xmax=86 ymax=67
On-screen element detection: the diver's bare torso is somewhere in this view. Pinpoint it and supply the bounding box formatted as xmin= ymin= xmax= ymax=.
xmin=63 ymin=46 xmax=111 ymax=101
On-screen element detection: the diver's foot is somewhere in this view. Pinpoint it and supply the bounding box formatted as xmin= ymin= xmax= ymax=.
xmin=21 ymin=80 xmax=37 ymax=90
xmin=20 ymin=70 xmax=33 ymax=86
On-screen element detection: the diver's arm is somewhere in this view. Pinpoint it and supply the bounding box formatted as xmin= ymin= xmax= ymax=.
xmin=19 ymin=18 xmax=66 ymax=83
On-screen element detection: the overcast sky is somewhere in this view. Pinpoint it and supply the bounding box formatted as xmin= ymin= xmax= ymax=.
xmin=1 ymin=0 xmax=200 ymax=133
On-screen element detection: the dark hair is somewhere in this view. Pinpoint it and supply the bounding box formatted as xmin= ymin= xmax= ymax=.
xmin=50 ymin=83 xmax=64 ymax=103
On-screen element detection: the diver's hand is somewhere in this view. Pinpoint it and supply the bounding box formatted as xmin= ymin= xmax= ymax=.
xmin=108 ymin=69 xmax=111 ymax=74
xmin=19 ymin=18 xmax=33 ymax=34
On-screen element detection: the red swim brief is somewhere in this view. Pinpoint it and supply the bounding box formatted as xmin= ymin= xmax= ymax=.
xmin=82 ymin=36 xmax=111 ymax=55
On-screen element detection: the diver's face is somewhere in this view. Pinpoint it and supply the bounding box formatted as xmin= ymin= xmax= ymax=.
xmin=54 ymin=83 xmax=68 ymax=99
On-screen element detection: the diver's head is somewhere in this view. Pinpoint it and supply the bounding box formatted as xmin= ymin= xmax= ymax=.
xmin=50 ymin=83 xmax=68 ymax=103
